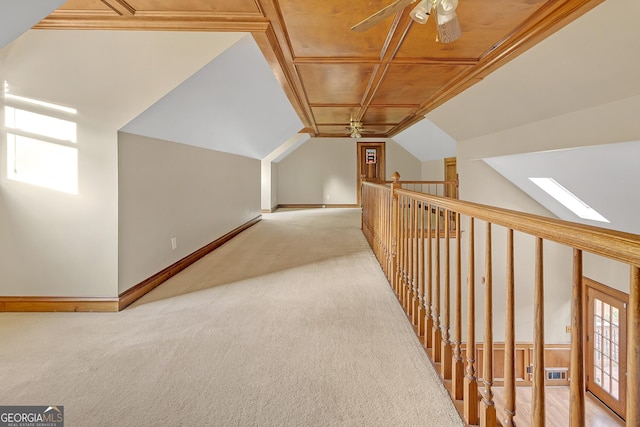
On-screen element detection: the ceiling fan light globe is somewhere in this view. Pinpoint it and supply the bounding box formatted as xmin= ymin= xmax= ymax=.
xmin=437 ymin=0 xmax=458 ymax=15
xmin=410 ymin=0 xmax=431 ymax=24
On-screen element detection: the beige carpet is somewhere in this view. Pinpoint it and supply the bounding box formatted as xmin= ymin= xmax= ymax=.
xmin=0 ymin=208 xmax=463 ymax=426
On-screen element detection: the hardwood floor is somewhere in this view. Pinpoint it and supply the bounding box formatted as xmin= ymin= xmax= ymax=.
xmin=492 ymin=386 xmax=624 ymax=427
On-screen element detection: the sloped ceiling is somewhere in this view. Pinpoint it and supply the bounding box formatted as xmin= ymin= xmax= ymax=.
xmin=484 ymin=140 xmax=640 ymax=234
xmin=1 ymin=30 xmax=245 ymax=130
xmin=392 ymin=118 xmax=456 ymax=162
xmin=121 ymin=35 xmax=303 ymax=160
xmin=0 ymin=0 xmax=66 ymax=50
xmin=427 ymin=0 xmax=640 ymax=142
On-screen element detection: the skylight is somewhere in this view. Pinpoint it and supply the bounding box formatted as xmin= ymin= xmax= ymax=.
xmin=529 ymin=177 xmax=609 ymax=223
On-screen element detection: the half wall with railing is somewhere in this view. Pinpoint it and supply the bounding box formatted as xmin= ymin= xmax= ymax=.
xmin=361 ymin=172 xmax=640 ymax=426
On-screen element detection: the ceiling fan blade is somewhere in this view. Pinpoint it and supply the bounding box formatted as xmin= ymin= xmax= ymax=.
xmin=351 ymin=0 xmax=415 ymax=32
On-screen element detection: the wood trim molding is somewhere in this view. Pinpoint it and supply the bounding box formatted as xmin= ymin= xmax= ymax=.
xmin=118 ymin=215 xmax=261 ymax=310
xmin=34 ymin=14 xmax=269 ymax=32
xmin=583 ymin=276 xmax=629 ymax=302
xmin=0 ymin=297 xmax=119 ymax=312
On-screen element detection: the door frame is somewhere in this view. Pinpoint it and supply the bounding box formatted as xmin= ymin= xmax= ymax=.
xmin=584 ymin=276 xmax=628 ymax=420
xmin=356 ymin=141 xmax=385 ymax=205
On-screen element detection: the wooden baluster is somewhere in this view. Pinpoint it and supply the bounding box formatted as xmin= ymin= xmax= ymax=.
xmin=404 ymin=196 xmax=410 ymax=314
xmin=441 ymin=208 xmax=452 ymax=379
xmin=413 ymin=200 xmax=420 ymax=329
xmin=627 ymin=265 xmax=640 ymax=425
xmin=387 ymin=190 xmax=393 ymax=280
xmin=464 ymin=217 xmax=479 ymax=424
xmin=404 ymin=196 xmax=410 ymax=313
xmin=392 ymin=174 xmax=400 ymax=297
xmin=424 ymin=203 xmax=434 ymax=349
xmin=418 ymin=200 xmax=425 ymax=338
xmin=569 ymin=248 xmax=585 ymax=427
xmin=503 ymin=229 xmax=516 ymax=426
xmin=532 ymin=237 xmax=545 ymax=426
xmin=406 ymin=197 xmax=413 ymax=317
xmin=432 ymin=206 xmax=442 ymax=362
xmin=411 ymin=198 xmax=418 ymax=322
xmin=452 ymin=212 xmax=464 ymax=400
xmin=480 ymin=223 xmax=496 ymax=426
xmin=401 ymin=195 xmax=408 ymax=309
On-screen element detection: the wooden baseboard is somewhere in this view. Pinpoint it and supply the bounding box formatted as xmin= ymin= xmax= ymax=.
xmin=0 ymin=216 xmax=261 ymax=313
xmin=0 ymin=297 xmax=119 ymax=312
xmin=277 ymin=203 xmax=360 ymax=209
xmin=118 ymin=215 xmax=261 ymax=310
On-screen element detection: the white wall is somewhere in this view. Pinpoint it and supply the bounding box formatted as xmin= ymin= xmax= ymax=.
xmin=277 ymin=138 xmax=357 ymax=205
xmin=277 ymin=138 xmax=421 ymax=205
xmin=0 ymin=29 xmax=244 ymax=298
xmin=0 ymin=120 xmax=118 ymax=297
xmin=118 ymin=132 xmax=260 ymax=293
xmin=385 ymin=140 xmax=421 ymax=180
xmin=421 ymin=159 xmax=444 ymax=181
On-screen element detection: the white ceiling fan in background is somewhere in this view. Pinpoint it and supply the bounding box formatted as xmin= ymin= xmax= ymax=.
xmin=351 ymin=0 xmax=462 ymax=43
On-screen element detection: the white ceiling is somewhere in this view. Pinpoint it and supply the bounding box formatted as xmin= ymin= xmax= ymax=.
xmin=484 ymin=140 xmax=640 ymax=234
xmin=427 ymin=0 xmax=640 ymax=142
xmin=392 ymin=118 xmax=456 ymax=161
xmin=121 ymin=34 xmax=303 ymax=160
xmin=0 ymin=0 xmax=65 ymax=50
xmin=1 ymin=30 xmax=245 ymax=129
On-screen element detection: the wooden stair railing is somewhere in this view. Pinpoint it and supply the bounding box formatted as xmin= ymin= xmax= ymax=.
xmin=361 ymin=172 xmax=640 ymax=426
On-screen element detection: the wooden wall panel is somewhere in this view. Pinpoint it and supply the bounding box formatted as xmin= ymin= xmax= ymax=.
xmin=466 ymin=343 xmax=572 ymax=387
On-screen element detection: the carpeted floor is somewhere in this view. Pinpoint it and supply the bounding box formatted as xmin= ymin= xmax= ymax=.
xmin=0 ymin=208 xmax=463 ymax=426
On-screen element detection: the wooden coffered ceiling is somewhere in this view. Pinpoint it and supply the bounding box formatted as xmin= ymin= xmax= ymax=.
xmin=35 ymin=0 xmax=602 ymax=138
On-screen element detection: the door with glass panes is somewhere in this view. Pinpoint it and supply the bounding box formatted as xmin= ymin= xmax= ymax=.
xmin=585 ymin=278 xmax=627 ymax=419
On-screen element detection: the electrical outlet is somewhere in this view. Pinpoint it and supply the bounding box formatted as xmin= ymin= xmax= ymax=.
xmin=171 ymin=237 xmax=177 ymax=250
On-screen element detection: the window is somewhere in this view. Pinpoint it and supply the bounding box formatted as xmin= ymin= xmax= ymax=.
xmin=4 ymin=85 xmax=78 ymax=194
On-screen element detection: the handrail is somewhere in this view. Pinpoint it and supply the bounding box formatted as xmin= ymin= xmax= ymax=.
xmin=395 ymin=189 xmax=640 ymax=266
xmin=360 ymin=172 xmax=640 ymax=426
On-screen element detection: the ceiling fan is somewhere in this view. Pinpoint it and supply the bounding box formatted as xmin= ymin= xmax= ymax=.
xmin=346 ymin=118 xmax=373 ymax=138
xmin=351 ymin=0 xmax=462 ymax=43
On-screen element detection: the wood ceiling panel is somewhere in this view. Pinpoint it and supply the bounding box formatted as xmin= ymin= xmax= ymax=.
xmin=362 ymin=107 xmax=417 ymax=125
xmin=395 ymin=0 xmax=548 ymax=59
xmin=39 ymin=0 xmax=603 ymax=138
xmin=371 ymin=63 xmax=471 ymax=106
xmin=312 ymin=107 xmax=361 ymax=126
xmin=127 ymin=0 xmax=261 ymax=14
xmin=298 ymin=63 xmax=376 ymax=105
xmin=277 ymin=0 xmax=394 ymax=58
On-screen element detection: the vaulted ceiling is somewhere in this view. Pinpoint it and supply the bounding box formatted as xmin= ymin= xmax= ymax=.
xmin=34 ymin=0 xmax=602 ymax=139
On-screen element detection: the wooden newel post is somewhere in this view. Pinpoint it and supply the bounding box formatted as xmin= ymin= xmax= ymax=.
xmin=391 ymin=172 xmax=401 ymax=297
